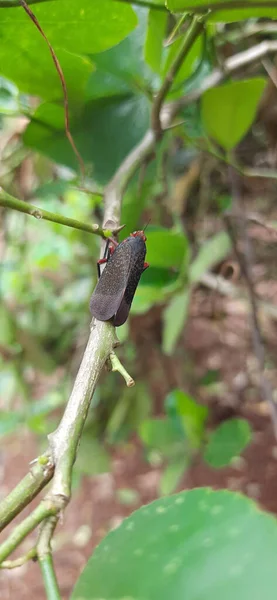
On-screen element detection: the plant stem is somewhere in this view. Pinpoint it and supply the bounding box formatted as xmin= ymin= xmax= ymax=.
xmin=37 ymin=516 xmax=61 ymax=600
xmin=109 ymin=351 xmax=135 ymax=387
xmin=0 ymin=454 xmax=54 ymax=532
xmin=0 ymin=501 xmax=56 ymax=563
xmin=0 ymin=188 xmax=110 ymax=239
xmin=0 ymin=548 xmax=37 ymax=568
xmin=48 ymin=320 xmax=118 ymax=499
xmin=152 ymin=14 xmax=208 ymax=138
xmin=39 ymin=554 xmax=61 ymax=600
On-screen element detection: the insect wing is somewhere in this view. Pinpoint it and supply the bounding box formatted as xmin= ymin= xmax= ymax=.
xmin=114 ymin=237 xmax=146 ymax=326
xmin=90 ymin=242 xmax=133 ymax=322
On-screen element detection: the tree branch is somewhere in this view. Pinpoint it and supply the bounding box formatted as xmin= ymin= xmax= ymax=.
xmin=152 ymin=14 xmax=207 ymax=139
xmin=0 ymin=454 xmax=53 ymax=532
xmin=0 ymin=187 xmax=111 ymax=239
xmin=37 ymin=516 xmax=61 ymax=600
xmin=0 ymin=500 xmax=57 ymax=563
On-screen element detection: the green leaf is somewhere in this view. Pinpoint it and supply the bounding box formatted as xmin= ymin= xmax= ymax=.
xmin=139 ymin=417 xmax=185 ymax=458
xmin=0 ymin=1 xmax=137 ymax=103
xmin=170 ymin=389 xmax=208 ymax=448
xmin=204 ymin=418 xmax=252 ymax=468
xmin=166 ymin=0 xmax=277 ymax=21
xmin=201 ymin=79 xmax=267 ymax=151
xmin=160 ymin=457 xmax=189 ymax=495
xmin=190 ymin=231 xmax=231 ymax=282
xmin=146 ymin=229 xmax=189 ymax=269
xmin=23 ymin=95 xmax=150 ymax=183
xmin=162 ymin=289 xmax=191 ymax=355
xmin=88 ymin=6 xmax=154 ymax=99
xmin=145 ymin=9 xmax=167 ymax=74
xmin=71 ymin=488 xmax=277 ymax=600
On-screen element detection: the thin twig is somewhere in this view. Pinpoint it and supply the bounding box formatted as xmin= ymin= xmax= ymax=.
xmin=0 ymin=188 xmax=110 ymax=239
xmin=224 ymin=166 xmax=277 ymax=440
xmin=109 ymin=351 xmax=135 ymax=387
xmin=19 ymin=0 xmax=85 ymax=179
xmin=0 ymin=500 xmax=57 ymax=563
xmin=0 ymin=548 xmax=37 ymax=569
xmin=37 ymin=516 xmax=61 ymax=600
xmin=0 ymin=454 xmax=53 ymax=532
xmin=152 ymin=14 xmax=207 ymax=139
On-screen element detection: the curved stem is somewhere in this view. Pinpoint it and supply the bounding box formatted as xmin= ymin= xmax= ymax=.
xmin=0 ymin=188 xmax=111 ymax=239
xmin=0 ymin=501 xmax=56 ymax=563
xmin=152 ymin=14 xmax=208 ymax=138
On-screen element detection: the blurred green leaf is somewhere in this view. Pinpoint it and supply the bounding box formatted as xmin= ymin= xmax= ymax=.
xmin=162 ymin=288 xmax=191 ymax=355
xmin=88 ymin=7 xmax=154 ymax=99
xmin=190 ymin=231 xmax=231 ymax=282
xmin=146 ymin=229 xmax=189 ymax=269
xmin=72 ymin=488 xmax=277 ymax=600
xmin=170 ymin=389 xmax=208 ymax=448
xmin=201 ymin=79 xmax=266 ymax=151
xmin=23 ymin=95 xmax=150 ymax=184
xmin=0 ymin=1 xmax=137 ymax=104
xmin=159 ymin=456 xmax=189 ymax=495
xmin=145 ymin=9 xmax=167 ymax=74
xmin=139 ymin=417 xmax=185 ymax=458
xmin=204 ymin=418 xmax=252 ymax=468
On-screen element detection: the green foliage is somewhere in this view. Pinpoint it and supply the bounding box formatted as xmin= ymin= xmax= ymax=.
xmin=145 ymin=9 xmax=168 ymax=74
xmin=201 ymin=79 xmax=267 ymax=151
xmin=72 ymin=488 xmax=277 ymax=600
xmin=204 ymin=418 xmax=252 ymax=468
xmin=190 ymin=232 xmax=231 ymax=282
xmin=0 ymin=1 xmax=137 ymax=103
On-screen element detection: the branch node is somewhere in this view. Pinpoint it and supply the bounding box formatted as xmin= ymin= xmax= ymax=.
xmin=109 ymin=351 xmax=135 ymax=387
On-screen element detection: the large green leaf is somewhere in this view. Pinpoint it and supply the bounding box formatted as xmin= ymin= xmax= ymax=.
xmin=146 ymin=229 xmax=189 ymax=268
xmin=201 ymin=78 xmax=266 ymax=150
xmin=23 ymin=94 xmax=150 ymax=183
xmin=204 ymin=418 xmax=252 ymax=468
xmin=0 ymin=0 xmax=137 ymax=103
xmin=166 ymin=0 xmax=277 ymax=21
xmin=71 ymin=487 xmax=277 ymax=600
xmin=144 ymin=9 xmax=168 ymax=74
xmin=88 ymin=6 xmax=155 ymax=99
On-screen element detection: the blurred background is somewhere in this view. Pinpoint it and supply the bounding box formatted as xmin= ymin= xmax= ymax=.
xmin=2 ymin=2 xmax=277 ymax=598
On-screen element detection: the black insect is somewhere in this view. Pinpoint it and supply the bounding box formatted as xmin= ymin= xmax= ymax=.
xmin=89 ymin=230 xmax=149 ymax=327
